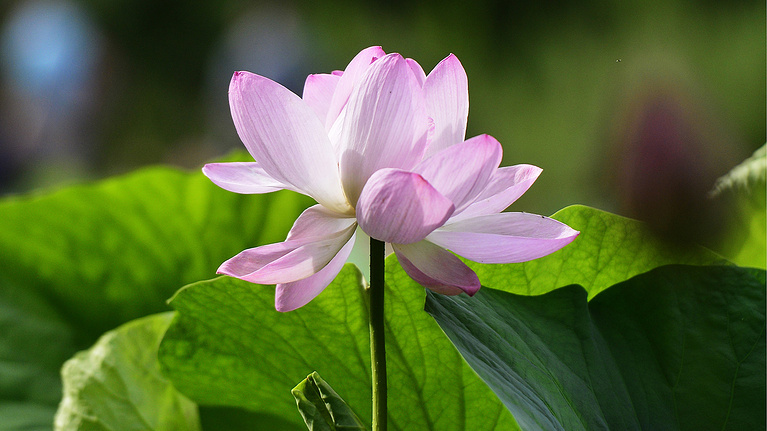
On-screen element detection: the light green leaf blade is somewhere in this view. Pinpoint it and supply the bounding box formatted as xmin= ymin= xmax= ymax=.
xmin=473 ymin=205 xmax=723 ymax=298
xmin=54 ymin=313 xmax=200 ymax=431
xmin=0 ymin=165 xmax=310 ymax=335
xmin=0 ymin=163 xmax=311 ymax=427
xmin=425 ymin=265 xmax=766 ymax=430
xmin=292 ymin=372 xmax=366 ymax=431
xmin=159 ymin=264 xmax=517 ymax=431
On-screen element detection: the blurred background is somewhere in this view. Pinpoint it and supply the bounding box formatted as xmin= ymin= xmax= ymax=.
xmin=0 ymin=0 xmax=764 ymax=246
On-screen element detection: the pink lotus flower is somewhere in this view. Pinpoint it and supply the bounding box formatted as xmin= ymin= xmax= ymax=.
xmin=204 ymin=46 xmax=579 ymax=311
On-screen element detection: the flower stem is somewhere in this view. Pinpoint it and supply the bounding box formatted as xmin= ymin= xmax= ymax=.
xmin=369 ymin=238 xmax=387 ymax=431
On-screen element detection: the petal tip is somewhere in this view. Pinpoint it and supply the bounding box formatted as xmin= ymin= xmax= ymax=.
xmin=274 ymin=299 xmax=296 ymax=313
xmin=464 ymin=283 xmax=481 ymax=297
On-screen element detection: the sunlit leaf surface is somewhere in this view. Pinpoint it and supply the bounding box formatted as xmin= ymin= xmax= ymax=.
xmin=159 ymin=264 xmax=517 ymax=431
xmin=0 ymin=165 xmax=311 ymax=428
xmin=472 ymin=205 xmax=723 ymax=298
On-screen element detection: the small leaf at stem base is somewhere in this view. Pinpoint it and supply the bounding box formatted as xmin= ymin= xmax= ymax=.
xmin=292 ymin=372 xmax=367 ymax=431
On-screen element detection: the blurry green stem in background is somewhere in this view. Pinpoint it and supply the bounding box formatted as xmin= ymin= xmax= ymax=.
xmin=369 ymin=238 xmax=387 ymax=431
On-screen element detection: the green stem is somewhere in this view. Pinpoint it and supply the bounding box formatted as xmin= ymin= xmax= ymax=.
xmin=369 ymin=238 xmax=387 ymax=431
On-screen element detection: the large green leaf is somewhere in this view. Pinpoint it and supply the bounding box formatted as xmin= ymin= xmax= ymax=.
xmin=425 ymin=265 xmax=766 ymax=430
xmin=54 ymin=313 xmax=200 ymax=430
xmin=159 ymin=264 xmax=517 ymax=431
xmin=0 ymin=166 xmax=309 ymax=334
xmin=0 ymin=164 xmax=311 ymax=428
xmin=473 ymin=205 xmax=723 ymax=298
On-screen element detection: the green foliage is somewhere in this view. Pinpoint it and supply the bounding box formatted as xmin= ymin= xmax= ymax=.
xmin=425 ymin=265 xmax=766 ymax=430
xmin=158 ymin=265 xmax=517 ymax=431
xmin=1 ymin=149 xmax=763 ymax=430
xmin=0 ymin=166 xmax=309 ymax=334
xmin=292 ymin=372 xmax=366 ymax=431
xmin=470 ymin=205 xmax=724 ymax=298
xmin=0 ymin=166 xmax=311 ymax=429
xmin=54 ymin=313 xmax=200 ymax=430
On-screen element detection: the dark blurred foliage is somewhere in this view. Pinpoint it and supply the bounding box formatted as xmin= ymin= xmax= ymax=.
xmin=0 ymin=0 xmax=764 ymax=248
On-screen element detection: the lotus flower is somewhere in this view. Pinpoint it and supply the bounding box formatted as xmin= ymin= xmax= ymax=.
xmin=204 ymin=46 xmax=579 ymax=311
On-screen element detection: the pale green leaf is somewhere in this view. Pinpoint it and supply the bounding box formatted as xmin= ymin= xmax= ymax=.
xmin=54 ymin=313 xmax=200 ymax=431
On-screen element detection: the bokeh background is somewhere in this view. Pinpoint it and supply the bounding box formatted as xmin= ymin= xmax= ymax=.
xmin=0 ymin=0 xmax=764 ymax=247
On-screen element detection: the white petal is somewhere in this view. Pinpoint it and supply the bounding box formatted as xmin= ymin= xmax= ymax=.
xmin=203 ymin=162 xmax=297 ymax=194
xmin=427 ymin=212 xmax=580 ymax=263
xmin=423 ymin=54 xmax=469 ymax=157
xmin=337 ymin=53 xmax=429 ymax=204
xmin=229 ymin=71 xmax=351 ymax=213
xmin=217 ymin=207 xmax=356 ymax=284
xmin=356 ymin=169 xmax=454 ymax=244
xmin=406 ymin=57 xmax=426 ymax=86
xmin=302 ymin=73 xmax=341 ymax=127
xmin=414 ymin=134 xmax=502 ymax=211
xmin=274 ymin=232 xmax=356 ymax=312
xmin=287 ymin=205 xmax=358 ymax=240
xmin=449 ymin=165 xmax=542 ymax=222
xmin=325 ymin=46 xmax=387 ymax=130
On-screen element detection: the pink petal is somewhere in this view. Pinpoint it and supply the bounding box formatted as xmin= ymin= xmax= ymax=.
xmin=423 ymin=54 xmax=469 ymax=158
xmin=274 ymin=232 xmax=356 ymax=312
xmin=325 ymin=46 xmax=387 ymax=130
xmin=302 ymin=73 xmax=341 ymax=128
xmin=218 ymin=208 xmax=356 ymax=284
xmin=229 ymin=71 xmax=350 ymax=214
xmin=427 ymin=212 xmax=580 ymax=263
xmin=286 ymin=205 xmax=359 ymax=240
xmin=406 ymin=58 xmax=426 ymax=86
xmin=203 ymin=162 xmax=296 ymax=194
xmin=414 ymin=134 xmax=502 ymax=211
xmin=450 ymin=164 xmax=542 ymax=222
xmin=393 ymin=241 xmax=480 ymax=296
xmin=337 ymin=54 xmax=429 ymax=204
xmin=356 ymin=169 xmax=454 ymax=244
